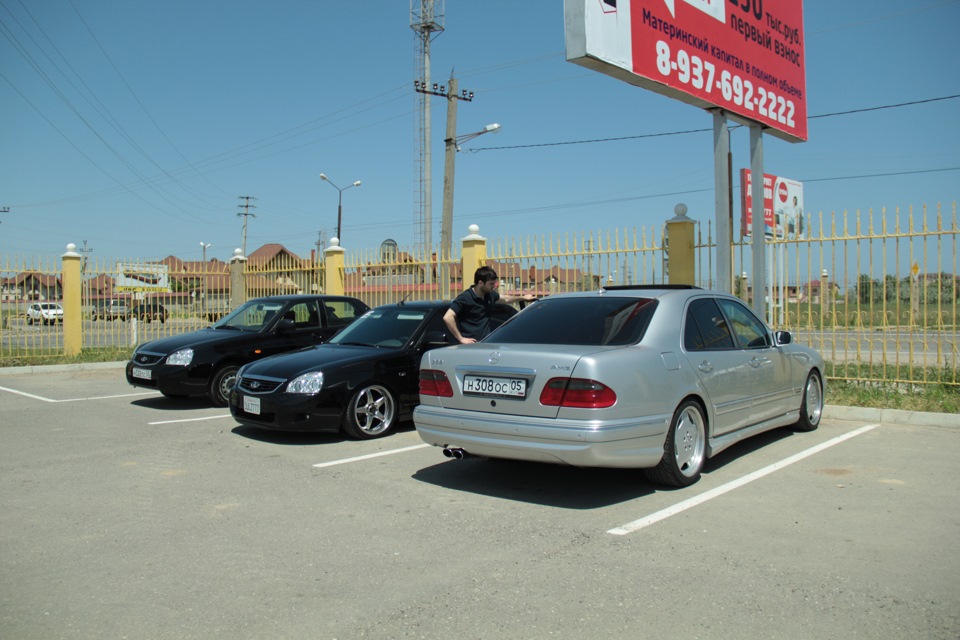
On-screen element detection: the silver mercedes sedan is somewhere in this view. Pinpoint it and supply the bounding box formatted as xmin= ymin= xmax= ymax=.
xmin=414 ymin=285 xmax=824 ymax=487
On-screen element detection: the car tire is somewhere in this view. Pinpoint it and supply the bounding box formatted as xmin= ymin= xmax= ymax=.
xmin=341 ymin=384 xmax=398 ymax=440
xmin=27 ymin=317 xmax=34 ymax=325
xmin=794 ymin=370 xmax=823 ymax=432
xmin=645 ymin=399 xmax=707 ymax=487
xmin=209 ymin=364 xmax=240 ymax=407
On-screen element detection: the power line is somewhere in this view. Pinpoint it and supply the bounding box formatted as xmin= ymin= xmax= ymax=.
xmin=472 ymin=94 xmax=960 ymax=152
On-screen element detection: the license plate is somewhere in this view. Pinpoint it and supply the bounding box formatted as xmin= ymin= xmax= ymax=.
xmin=243 ymin=395 xmax=261 ymax=415
xmin=132 ymin=367 xmax=151 ymax=380
xmin=463 ymin=375 xmax=526 ymax=397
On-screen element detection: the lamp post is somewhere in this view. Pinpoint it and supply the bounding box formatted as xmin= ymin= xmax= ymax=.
xmin=319 ymin=173 xmax=361 ymax=243
xmin=440 ymin=120 xmax=501 ymax=294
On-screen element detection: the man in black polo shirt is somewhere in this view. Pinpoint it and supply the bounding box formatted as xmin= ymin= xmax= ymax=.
xmin=444 ymin=266 xmax=536 ymax=344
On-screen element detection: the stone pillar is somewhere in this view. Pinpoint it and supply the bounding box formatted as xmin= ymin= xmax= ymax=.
xmin=460 ymin=225 xmax=487 ymax=293
xmin=666 ymin=204 xmax=696 ymax=286
xmin=229 ymin=248 xmax=247 ymax=308
xmin=61 ymin=244 xmax=82 ymax=357
xmin=324 ymin=239 xmax=345 ymax=296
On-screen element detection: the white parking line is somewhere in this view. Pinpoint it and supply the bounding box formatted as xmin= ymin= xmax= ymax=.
xmin=608 ymin=424 xmax=880 ymax=536
xmin=149 ymin=414 xmax=232 ymax=425
xmin=0 ymin=385 xmax=158 ymax=403
xmin=313 ymin=443 xmax=431 ymax=468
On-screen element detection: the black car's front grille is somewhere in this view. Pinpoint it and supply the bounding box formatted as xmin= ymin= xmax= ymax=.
xmin=133 ymin=352 xmax=164 ymax=366
xmin=237 ymin=375 xmax=284 ymax=394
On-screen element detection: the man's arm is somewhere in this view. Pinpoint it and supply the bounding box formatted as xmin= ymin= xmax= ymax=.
xmin=497 ymin=292 xmax=537 ymax=305
xmin=443 ymin=308 xmax=475 ymax=344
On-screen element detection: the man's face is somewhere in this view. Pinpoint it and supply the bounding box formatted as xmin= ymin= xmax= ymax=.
xmin=477 ymin=277 xmax=499 ymax=294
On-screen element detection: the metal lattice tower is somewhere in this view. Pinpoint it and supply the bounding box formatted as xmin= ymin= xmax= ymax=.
xmin=410 ymin=0 xmax=444 ymax=263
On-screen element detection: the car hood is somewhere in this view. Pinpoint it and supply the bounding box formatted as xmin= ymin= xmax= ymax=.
xmin=240 ymin=344 xmax=395 ymax=378
xmin=137 ymin=327 xmax=257 ymax=354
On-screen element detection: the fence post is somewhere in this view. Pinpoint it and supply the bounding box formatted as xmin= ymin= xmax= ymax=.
xmin=61 ymin=243 xmax=82 ymax=357
xmin=324 ymin=239 xmax=345 ymax=295
xmin=230 ymin=248 xmax=247 ymax=308
xmin=460 ymin=224 xmax=487 ymax=289
xmin=666 ymin=204 xmax=695 ymax=286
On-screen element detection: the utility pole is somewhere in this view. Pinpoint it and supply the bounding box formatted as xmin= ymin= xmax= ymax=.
xmin=315 ymin=228 xmax=327 ymax=257
xmin=79 ymin=240 xmax=93 ymax=306
xmin=237 ymin=196 xmax=257 ymax=256
xmin=415 ymin=74 xmax=474 ymax=293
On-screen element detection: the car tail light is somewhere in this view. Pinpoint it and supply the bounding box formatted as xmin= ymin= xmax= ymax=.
xmin=539 ymin=378 xmax=616 ymax=408
xmin=419 ymin=369 xmax=453 ymax=397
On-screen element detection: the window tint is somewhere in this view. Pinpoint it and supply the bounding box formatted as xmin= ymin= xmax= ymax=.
xmin=717 ymin=298 xmax=770 ymax=348
xmin=487 ymin=297 xmax=656 ymax=346
xmin=324 ymin=299 xmax=365 ymax=327
xmin=286 ymin=300 xmax=320 ymax=329
xmin=685 ymin=298 xmax=735 ymax=351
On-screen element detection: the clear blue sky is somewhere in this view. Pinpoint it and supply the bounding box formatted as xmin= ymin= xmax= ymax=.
xmin=2 ymin=0 xmax=958 ymax=263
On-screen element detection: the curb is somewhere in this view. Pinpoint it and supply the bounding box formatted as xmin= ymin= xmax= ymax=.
xmin=0 ymin=360 xmax=128 ymax=376
xmin=822 ymin=405 xmax=960 ymax=429
xmin=0 ymin=361 xmax=957 ymax=429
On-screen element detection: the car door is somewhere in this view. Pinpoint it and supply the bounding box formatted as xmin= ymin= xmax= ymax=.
xmin=715 ymin=297 xmax=794 ymax=424
xmin=683 ymin=297 xmax=756 ymax=435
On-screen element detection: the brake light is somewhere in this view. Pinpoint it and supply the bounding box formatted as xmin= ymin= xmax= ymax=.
xmin=419 ymin=369 xmax=453 ymax=397
xmin=539 ymin=378 xmax=616 ymax=408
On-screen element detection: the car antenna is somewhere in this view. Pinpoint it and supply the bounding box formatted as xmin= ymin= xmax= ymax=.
xmin=398 ymin=293 xmax=411 ymax=306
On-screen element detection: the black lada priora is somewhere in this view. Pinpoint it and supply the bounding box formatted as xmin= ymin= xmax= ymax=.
xmin=126 ymin=294 xmax=369 ymax=406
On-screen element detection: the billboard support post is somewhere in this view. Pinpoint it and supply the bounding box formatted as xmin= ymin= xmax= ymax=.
xmin=749 ymin=124 xmax=767 ymax=321
xmin=713 ymin=111 xmax=731 ymax=293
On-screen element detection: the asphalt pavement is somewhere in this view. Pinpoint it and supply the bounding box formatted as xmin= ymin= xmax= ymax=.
xmin=1 ymin=364 xmax=958 ymax=639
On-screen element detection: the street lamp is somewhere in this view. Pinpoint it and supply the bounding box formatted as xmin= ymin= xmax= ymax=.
xmin=319 ymin=173 xmax=362 ymax=243
xmin=440 ymin=122 xmax=501 ymax=290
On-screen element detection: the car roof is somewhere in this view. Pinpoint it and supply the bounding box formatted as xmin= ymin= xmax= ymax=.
xmin=246 ymin=294 xmax=366 ymax=303
xmin=371 ymin=300 xmax=449 ymax=311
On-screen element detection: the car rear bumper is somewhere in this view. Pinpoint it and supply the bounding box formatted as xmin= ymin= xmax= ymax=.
xmin=413 ymin=405 xmax=670 ymax=469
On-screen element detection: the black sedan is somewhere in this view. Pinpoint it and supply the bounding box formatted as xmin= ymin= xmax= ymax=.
xmin=126 ymin=294 xmax=369 ymax=406
xmin=228 ymin=301 xmax=517 ymax=439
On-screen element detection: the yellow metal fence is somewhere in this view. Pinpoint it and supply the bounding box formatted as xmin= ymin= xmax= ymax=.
xmin=2 ymin=203 xmax=957 ymax=389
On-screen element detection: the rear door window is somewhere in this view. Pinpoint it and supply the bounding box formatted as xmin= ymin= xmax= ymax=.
xmin=684 ymin=298 xmax=736 ymax=351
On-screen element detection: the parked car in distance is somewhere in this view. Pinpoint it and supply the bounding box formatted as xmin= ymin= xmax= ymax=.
xmin=414 ymin=285 xmax=825 ymax=487
xmin=126 ymin=294 xmax=369 ymax=406
xmin=229 ymin=301 xmax=517 ymax=439
xmin=93 ymin=299 xmax=128 ymax=321
xmin=131 ymin=301 xmax=168 ymax=323
xmin=26 ymin=302 xmax=64 ymax=325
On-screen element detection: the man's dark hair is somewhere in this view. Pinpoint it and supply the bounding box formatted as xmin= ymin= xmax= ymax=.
xmin=474 ymin=266 xmax=498 ymax=285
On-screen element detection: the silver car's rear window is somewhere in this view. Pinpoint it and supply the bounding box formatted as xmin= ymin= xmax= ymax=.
xmin=488 ymin=297 xmax=657 ymax=346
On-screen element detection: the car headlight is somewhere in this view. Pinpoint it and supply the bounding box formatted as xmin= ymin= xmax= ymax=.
xmin=287 ymin=371 xmax=324 ymax=395
xmin=166 ymin=348 xmax=194 ymax=366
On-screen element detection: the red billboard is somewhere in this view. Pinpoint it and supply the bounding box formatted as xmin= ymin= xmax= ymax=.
xmin=565 ymin=0 xmax=808 ymax=142
xmin=740 ymin=169 xmax=805 ymax=238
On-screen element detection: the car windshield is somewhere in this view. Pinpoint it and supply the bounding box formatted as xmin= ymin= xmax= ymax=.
xmin=487 ymin=297 xmax=657 ymax=346
xmin=329 ymin=308 xmax=429 ymax=348
xmin=213 ymin=300 xmax=286 ymax=332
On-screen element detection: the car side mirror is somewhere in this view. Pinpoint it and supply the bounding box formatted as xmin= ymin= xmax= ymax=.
xmin=774 ymin=330 xmax=792 ymax=346
xmin=276 ymin=318 xmax=296 ymax=333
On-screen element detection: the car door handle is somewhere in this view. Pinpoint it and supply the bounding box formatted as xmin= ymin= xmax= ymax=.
xmin=698 ymin=360 xmax=714 ymax=373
